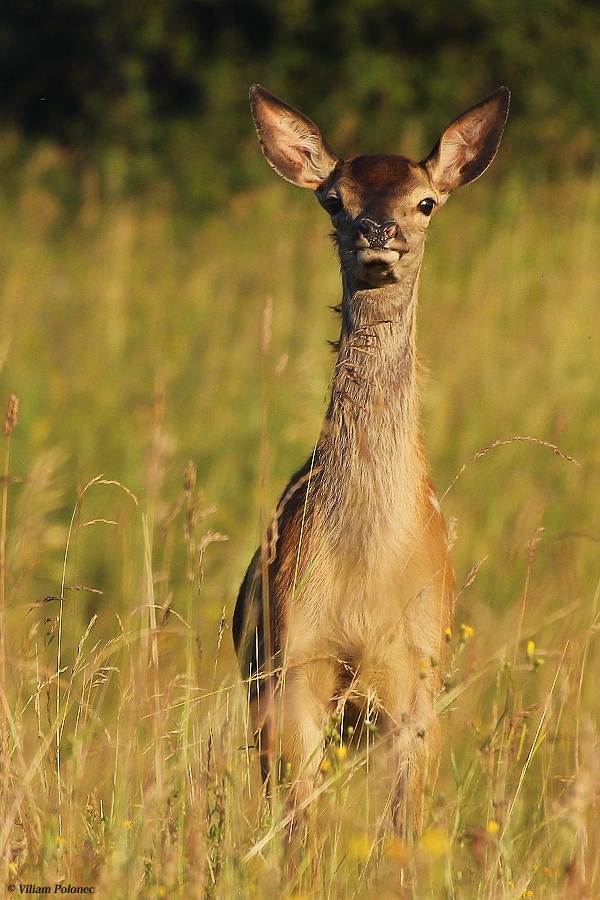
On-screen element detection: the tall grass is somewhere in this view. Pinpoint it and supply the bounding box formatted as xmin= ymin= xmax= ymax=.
xmin=0 ymin=161 xmax=598 ymax=897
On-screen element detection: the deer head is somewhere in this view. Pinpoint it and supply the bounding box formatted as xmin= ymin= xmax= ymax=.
xmin=250 ymin=85 xmax=510 ymax=289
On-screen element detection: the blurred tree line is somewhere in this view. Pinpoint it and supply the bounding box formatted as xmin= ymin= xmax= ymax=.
xmin=0 ymin=0 xmax=598 ymax=208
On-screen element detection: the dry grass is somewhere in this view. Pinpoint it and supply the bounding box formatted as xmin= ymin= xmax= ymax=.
xmin=0 ymin=161 xmax=598 ymax=897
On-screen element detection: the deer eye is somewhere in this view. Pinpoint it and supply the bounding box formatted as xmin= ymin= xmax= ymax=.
xmin=418 ymin=198 xmax=436 ymax=216
xmin=324 ymin=195 xmax=343 ymax=216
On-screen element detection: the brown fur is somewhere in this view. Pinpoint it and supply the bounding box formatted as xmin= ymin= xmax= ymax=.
xmin=234 ymin=84 xmax=509 ymax=840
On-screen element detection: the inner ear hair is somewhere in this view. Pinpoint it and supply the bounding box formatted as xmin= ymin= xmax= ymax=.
xmin=424 ymin=87 xmax=510 ymax=194
xmin=250 ymin=84 xmax=339 ymax=189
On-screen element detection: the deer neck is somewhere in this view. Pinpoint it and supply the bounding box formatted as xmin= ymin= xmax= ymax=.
xmin=317 ymin=253 xmax=426 ymax=546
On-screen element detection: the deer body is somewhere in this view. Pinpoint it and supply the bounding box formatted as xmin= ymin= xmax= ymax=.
xmin=233 ymin=86 xmax=509 ymax=838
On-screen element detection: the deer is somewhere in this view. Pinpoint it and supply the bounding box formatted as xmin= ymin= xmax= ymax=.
xmin=233 ymin=83 xmax=510 ymax=841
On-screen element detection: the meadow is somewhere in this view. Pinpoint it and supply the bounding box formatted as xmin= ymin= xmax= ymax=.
xmin=0 ymin=150 xmax=598 ymax=897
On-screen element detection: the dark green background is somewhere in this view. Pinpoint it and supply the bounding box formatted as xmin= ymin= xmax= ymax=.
xmin=1 ymin=0 xmax=598 ymax=208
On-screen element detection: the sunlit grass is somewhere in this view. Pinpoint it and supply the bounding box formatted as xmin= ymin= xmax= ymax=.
xmin=0 ymin=163 xmax=598 ymax=896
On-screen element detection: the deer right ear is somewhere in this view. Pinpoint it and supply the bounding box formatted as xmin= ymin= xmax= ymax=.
xmin=250 ymin=85 xmax=339 ymax=189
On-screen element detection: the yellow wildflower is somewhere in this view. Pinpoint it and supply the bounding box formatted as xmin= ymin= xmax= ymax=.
xmin=348 ymin=833 xmax=372 ymax=861
xmin=486 ymin=819 xmax=500 ymax=834
xmin=420 ymin=827 xmax=449 ymax=856
xmin=460 ymin=623 xmax=475 ymax=642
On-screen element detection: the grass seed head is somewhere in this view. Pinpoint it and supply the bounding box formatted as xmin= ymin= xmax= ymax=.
xmin=3 ymin=393 xmax=19 ymax=436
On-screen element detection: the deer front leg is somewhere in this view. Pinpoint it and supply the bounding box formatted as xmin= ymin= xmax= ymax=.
xmin=389 ymin=711 xmax=440 ymax=842
xmin=276 ymin=660 xmax=336 ymax=829
xmin=378 ymin=669 xmax=441 ymax=843
xmin=249 ymin=676 xmax=277 ymax=799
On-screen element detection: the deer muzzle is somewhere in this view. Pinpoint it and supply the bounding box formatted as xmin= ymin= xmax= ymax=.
xmin=357 ymin=217 xmax=399 ymax=248
xmin=356 ymin=248 xmax=400 ymax=267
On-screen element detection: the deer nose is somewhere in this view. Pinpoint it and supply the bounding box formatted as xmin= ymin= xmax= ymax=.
xmin=357 ymin=218 xmax=399 ymax=247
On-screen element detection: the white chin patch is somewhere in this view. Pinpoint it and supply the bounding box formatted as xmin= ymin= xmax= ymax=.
xmin=356 ymin=249 xmax=400 ymax=267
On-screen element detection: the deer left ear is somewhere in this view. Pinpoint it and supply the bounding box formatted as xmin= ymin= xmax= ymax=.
xmin=424 ymin=87 xmax=510 ymax=194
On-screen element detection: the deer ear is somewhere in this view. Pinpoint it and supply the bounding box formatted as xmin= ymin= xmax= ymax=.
xmin=250 ymin=84 xmax=339 ymax=189
xmin=423 ymin=87 xmax=510 ymax=194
